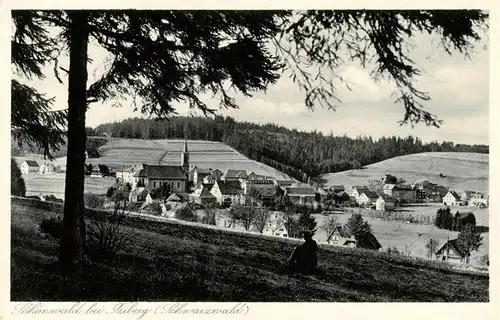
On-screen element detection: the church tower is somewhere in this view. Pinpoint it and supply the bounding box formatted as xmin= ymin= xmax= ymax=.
xmin=181 ymin=139 xmax=189 ymax=171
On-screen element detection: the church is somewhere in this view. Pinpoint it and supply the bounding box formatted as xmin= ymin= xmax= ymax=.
xmin=135 ymin=140 xmax=190 ymax=192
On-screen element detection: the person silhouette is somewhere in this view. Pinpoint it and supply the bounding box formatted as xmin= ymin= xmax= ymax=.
xmin=288 ymin=230 xmax=318 ymax=274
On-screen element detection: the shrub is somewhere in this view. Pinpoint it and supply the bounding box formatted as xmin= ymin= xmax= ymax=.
xmin=11 ymin=158 xmax=26 ymax=197
xmin=84 ymin=193 xmax=105 ymax=209
xmin=479 ymin=253 xmax=489 ymax=267
xmin=39 ymin=216 xmax=64 ymax=241
xmin=175 ymin=206 xmax=198 ymax=222
xmin=86 ymin=204 xmax=137 ymax=262
xmin=106 ymin=186 xmax=116 ymax=198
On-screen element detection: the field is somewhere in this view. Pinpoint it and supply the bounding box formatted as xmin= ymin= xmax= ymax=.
xmin=91 ymin=138 xmax=292 ymax=180
xmin=319 ymin=152 xmax=489 ymax=193
xmin=11 ymin=200 xmax=488 ymax=302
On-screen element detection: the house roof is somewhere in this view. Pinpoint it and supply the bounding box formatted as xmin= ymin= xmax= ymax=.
xmin=275 ymin=180 xmax=293 ymax=186
xmin=285 ymin=186 xmax=316 ymax=196
xmin=246 ymin=179 xmax=274 ymax=185
xmin=395 ymin=184 xmax=414 ymax=190
xmin=383 ymin=184 xmax=396 ymax=190
xmin=216 ymin=181 xmax=242 ymax=195
xmin=436 ymin=239 xmax=469 ymax=258
xmin=141 ymin=164 xmax=186 ymax=180
xmin=329 ymin=185 xmax=345 ymax=191
xmin=329 ymin=225 xmax=354 ymax=239
xmin=166 ymin=193 xmax=182 ymax=202
xmin=447 ymin=191 xmax=461 ymax=199
xmin=24 ymin=160 xmax=39 ymax=167
xmin=196 ymin=168 xmax=212 ymax=175
xmin=361 ymin=190 xmax=379 ymax=199
xmin=224 ymin=169 xmax=247 ymax=179
xmin=191 ymin=187 xmax=217 ymax=199
xmin=356 ymin=232 xmax=382 ymax=250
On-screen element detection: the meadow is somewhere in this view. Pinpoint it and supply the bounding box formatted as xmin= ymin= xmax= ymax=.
xmin=11 ymin=200 xmax=488 ymax=302
xmin=319 ymin=152 xmax=489 ymax=194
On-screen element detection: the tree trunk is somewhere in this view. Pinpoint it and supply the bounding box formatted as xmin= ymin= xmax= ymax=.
xmin=59 ymin=11 xmax=89 ymax=269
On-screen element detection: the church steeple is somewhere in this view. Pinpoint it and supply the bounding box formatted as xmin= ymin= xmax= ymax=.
xmin=181 ymin=139 xmax=189 ymax=170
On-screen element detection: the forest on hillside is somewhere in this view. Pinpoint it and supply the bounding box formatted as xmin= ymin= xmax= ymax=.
xmin=90 ymin=116 xmax=489 ymax=182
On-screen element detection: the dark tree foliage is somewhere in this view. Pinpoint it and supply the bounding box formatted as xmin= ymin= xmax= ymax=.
xmin=457 ymin=224 xmax=483 ymax=259
xmin=436 ymin=208 xmax=476 ymax=231
xmin=11 ymin=158 xmax=26 ymax=197
xmin=346 ymin=213 xmax=372 ymax=238
xmin=297 ymin=211 xmax=317 ymax=236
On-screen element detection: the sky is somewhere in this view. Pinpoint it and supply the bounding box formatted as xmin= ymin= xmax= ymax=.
xmin=17 ymin=20 xmax=490 ymax=146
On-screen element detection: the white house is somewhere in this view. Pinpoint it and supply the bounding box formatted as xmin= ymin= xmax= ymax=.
xmin=435 ymin=239 xmax=470 ymax=264
xmin=443 ymin=191 xmax=462 ymax=206
xmin=20 ymin=160 xmax=39 ymax=174
xmin=357 ymin=191 xmax=379 ymax=207
xmin=39 ymin=162 xmax=55 ymax=175
xmin=241 ymin=179 xmax=275 ymax=200
xmin=326 ymin=225 xmax=357 ymax=248
xmin=284 ymin=186 xmax=316 ymax=207
xmin=351 ymin=186 xmax=370 ymax=199
xmin=262 ymin=212 xmax=289 ymax=238
xmin=210 ymin=180 xmax=244 ymax=206
xmin=376 ymin=194 xmax=396 ymax=211
xmin=116 ymin=166 xmax=139 ymax=185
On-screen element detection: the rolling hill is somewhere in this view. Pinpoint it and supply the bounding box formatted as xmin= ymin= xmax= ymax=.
xmin=319 ymin=152 xmax=489 ymax=194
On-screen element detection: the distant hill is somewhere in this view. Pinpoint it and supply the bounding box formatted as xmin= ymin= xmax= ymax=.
xmin=319 ymin=152 xmax=489 ymax=193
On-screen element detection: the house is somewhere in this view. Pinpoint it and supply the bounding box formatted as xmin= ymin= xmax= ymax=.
xmin=383 ymin=184 xmax=416 ymax=203
xmin=284 ymin=186 xmax=316 ymax=207
xmin=90 ymin=165 xmax=103 ymax=177
xmin=189 ymin=183 xmax=217 ymax=206
xmin=443 ymin=191 xmax=462 ymax=206
xmin=192 ymin=167 xmax=212 ymax=186
xmin=351 ymin=186 xmax=369 ymax=199
xmin=210 ymin=169 xmax=224 ymax=180
xmin=262 ymin=212 xmax=290 ymax=238
xmin=435 ymin=239 xmax=470 ymax=264
xmin=357 ymin=191 xmax=379 ymax=207
xmin=223 ymin=169 xmax=248 ymax=181
xmin=329 ymin=185 xmax=345 ymax=193
xmin=20 ymin=160 xmax=39 ymax=174
xmin=468 ymin=193 xmax=488 ymax=207
xmin=376 ymin=194 xmax=396 ymax=211
xmin=241 ymin=179 xmax=276 ymax=202
xmin=382 ymin=184 xmax=396 ymax=196
xmin=115 ymin=166 xmax=138 ymax=184
xmin=460 ymin=190 xmax=475 ymax=202
xmin=210 ymin=180 xmax=244 ymax=206
xmin=326 ymin=225 xmax=357 ymax=248
xmin=39 ymin=162 xmax=55 ymax=175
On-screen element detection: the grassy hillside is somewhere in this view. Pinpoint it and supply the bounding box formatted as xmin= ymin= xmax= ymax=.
xmin=319 ymin=152 xmax=489 ymax=193
xmin=11 ymin=200 xmax=488 ymax=302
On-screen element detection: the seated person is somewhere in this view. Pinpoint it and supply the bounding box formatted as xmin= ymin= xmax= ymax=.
xmin=288 ymin=230 xmax=318 ymax=274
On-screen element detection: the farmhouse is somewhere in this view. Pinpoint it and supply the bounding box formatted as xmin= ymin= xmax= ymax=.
xmin=351 ymin=186 xmax=369 ymax=199
xmin=210 ymin=180 xmax=244 ymax=206
xmin=376 ymin=194 xmax=396 ymax=211
xmin=223 ymin=169 xmax=248 ymax=181
xmin=116 ymin=165 xmax=139 ymax=184
xmin=263 ymin=212 xmax=288 ymax=237
xmin=326 ymin=225 xmax=357 ymax=248
xmin=357 ymin=190 xmax=379 ymax=207
xmin=435 ymin=239 xmax=470 ymax=264
xmin=284 ymin=186 xmax=316 ymax=206
xmin=20 ymin=160 xmax=39 ymax=174
xmin=192 ymin=167 xmax=212 ymax=186
xmin=241 ymin=179 xmax=276 ymax=201
xmin=129 ymin=187 xmax=150 ymax=203
xmin=443 ymin=191 xmax=462 ymax=206
xmin=384 ymin=184 xmax=416 ymax=203
xmin=189 ymin=183 xmax=217 ymax=206
xmin=39 ymin=162 xmax=55 ymax=175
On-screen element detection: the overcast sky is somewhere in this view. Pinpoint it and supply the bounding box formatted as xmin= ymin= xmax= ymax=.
xmin=19 ymin=22 xmax=489 ymax=145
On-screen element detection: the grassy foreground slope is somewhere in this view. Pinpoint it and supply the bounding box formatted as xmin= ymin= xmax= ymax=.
xmin=320 ymin=152 xmax=489 ymax=193
xmin=11 ymin=201 xmax=488 ymax=302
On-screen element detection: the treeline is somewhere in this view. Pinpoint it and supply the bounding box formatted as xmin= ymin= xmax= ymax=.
xmin=92 ymin=116 xmax=489 ymax=181
xmin=435 ymin=207 xmax=477 ymax=232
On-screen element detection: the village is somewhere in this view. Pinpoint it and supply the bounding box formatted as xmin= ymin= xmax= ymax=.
xmin=17 ymin=140 xmax=489 ymax=267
